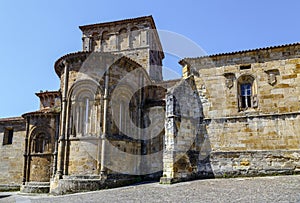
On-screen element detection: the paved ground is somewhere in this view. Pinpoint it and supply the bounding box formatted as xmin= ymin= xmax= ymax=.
xmin=1 ymin=175 xmax=300 ymax=203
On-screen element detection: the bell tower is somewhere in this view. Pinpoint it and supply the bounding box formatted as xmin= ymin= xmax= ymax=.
xmin=79 ymin=16 xmax=164 ymax=81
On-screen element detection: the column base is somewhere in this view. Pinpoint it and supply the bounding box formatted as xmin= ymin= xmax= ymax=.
xmin=159 ymin=177 xmax=178 ymax=184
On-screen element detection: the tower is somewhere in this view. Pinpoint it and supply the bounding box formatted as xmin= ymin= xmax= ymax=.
xmin=79 ymin=16 xmax=164 ymax=81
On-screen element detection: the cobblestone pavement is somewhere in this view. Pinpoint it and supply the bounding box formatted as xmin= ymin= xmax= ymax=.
xmin=1 ymin=175 xmax=300 ymax=203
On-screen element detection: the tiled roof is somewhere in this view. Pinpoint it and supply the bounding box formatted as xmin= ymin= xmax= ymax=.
xmin=181 ymin=42 xmax=300 ymax=62
xmin=54 ymin=51 xmax=143 ymax=76
xmin=54 ymin=51 xmax=91 ymax=76
xmin=22 ymin=107 xmax=60 ymax=117
xmin=0 ymin=117 xmax=24 ymax=122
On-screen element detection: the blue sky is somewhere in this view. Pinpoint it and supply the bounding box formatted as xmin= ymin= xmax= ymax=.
xmin=0 ymin=0 xmax=299 ymax=118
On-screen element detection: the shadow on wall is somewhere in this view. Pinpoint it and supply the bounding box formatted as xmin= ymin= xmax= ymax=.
xmin=164 ymin=75 xmax=214 ymax=182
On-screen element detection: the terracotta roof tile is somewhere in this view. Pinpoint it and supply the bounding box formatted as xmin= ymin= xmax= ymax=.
xmin=22 ymin=107 xmax=60 ymax=117
xmin=181 ymin=42 xmax=300 ymax=62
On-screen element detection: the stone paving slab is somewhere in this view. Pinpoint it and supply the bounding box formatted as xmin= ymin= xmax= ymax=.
xmin=1 ymin=175 xmax=300 ymax=203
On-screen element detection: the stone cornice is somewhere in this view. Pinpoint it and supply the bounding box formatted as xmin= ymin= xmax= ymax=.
xmin=79 ymin=15 xmax=156 ymax=31
xmin=54 ymin=51 xmax=91 ymax=76
xmin=35 ymin=90 xmax=60 ymax=97
xmin=0 ymin=117 xmax=24 ymax=123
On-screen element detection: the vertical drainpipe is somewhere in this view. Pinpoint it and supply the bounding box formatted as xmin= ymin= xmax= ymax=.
xmin=22 ymin=116 xmax=30 ymax=185
xmin=57 ymin=61 xmax=69 ymax=178
xmin=100 ymin=67 xmax=109 ymax=179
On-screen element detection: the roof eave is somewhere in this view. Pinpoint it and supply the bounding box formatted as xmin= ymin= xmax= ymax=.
xmin=79 ymin=15 xmax=155 ymax=31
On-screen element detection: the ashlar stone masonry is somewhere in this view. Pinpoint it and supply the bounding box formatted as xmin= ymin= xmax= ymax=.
xmin=0 ymin=16 xmax=299 ymax=193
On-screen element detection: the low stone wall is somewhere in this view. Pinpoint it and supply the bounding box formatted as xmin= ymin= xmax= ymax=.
xmin=208 ymin=150 xmax=300 ymax=178
xmin=20 ymin=182 xmax=50 ymax=193
xmin=0 ymin=184 xmax=20 ymax=192
xmin=161 ymin=150 xmax=300 ymax=184
xmin=50 ymin=175 xmax=145 ymax=195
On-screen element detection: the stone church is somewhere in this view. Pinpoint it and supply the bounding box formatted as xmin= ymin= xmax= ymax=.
xmin=0 ymin=16 xmax=299 ymax=194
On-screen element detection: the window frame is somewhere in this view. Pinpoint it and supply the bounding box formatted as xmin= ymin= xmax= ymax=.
xmin=3 ymin=127 xmax=13 ymax=145
xmin=237 ymin=75 xmax=257 ymax=111
xmin=69 ymin=80 xmax=100 ymax=137
xmin=32 ymin=132 xmax=50 ymax=154
xmin=240 ymin=83 xmax=252 ymax=109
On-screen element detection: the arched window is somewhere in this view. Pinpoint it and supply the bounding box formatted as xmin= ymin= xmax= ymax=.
xmin=91 ymin=32 xmax=100 ymax=51
xmin=119 ymin=100 xmax=127 ymax=134
xmin=101 ymin=31 xmax=109 ymax=51
xmin=119 ymin=28 xmax=128 ymax=50
xmin=69 ymin=80 xmax=101 ymax=137
xmin=130 ymin=27 xmax=140 ymax=48
xmin=32 ymin=133 xmax=50 ymax=153
xmin=237 ymin=75 xmax=258 ymax=110
xmin=111 ymin=88 xmax=136 ymax=136
xmin=71 ymin=94 xmax=93 ymax=136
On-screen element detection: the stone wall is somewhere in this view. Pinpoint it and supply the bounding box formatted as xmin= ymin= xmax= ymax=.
xmin=202 ymin=114 xmax=300 ymax=177
xmin=187 ymin=45 xmax=300 ymax=158
xmin=30 ymin=155 xmax=53 ymax=182
xmin=0 ymin=117 xmax=26 ymax=187
xmin=206 ymin=114 xmax=300 ymax=152
xmin=208 ymin=150 xmax=300 ymax=177
xmin=66 ymin=136 xmax=149 ymax=176
xmin=162 ymin=44 xmax=300 ymax=183
xmin=161 ymin=76 xmax=204 ymax=183
xmin=185 ymin=44 xmax=300 ymax=118
xmin=67 ymin=138 xmax=99 ymax=176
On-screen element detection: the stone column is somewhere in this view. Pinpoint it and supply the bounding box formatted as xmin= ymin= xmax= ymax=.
xmin=100 ymin=68 xmax=109 ymax=179
xmin=97 ymin=98 xmax=103 ymax=174
xmin=22 ymin=116 xmax=30 ymax=185
xmin=63 ymin=99 xmax=71 ymax=175
xmin=139 ymin=74 xmax=146 ymax=174
xmin=57 ymin=61 xmax=69 ymax=179
xmin=52 ymin=114 xmax=60 ymax=177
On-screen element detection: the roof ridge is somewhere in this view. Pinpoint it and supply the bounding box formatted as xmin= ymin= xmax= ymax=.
xmin=182 ymin=42 xmax=300 ymax=61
